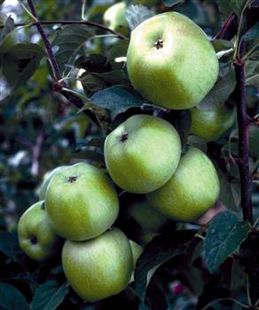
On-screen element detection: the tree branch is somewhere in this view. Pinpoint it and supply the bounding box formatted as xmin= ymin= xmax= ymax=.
xmin=234 ymin=54 xmax=253 ymax=223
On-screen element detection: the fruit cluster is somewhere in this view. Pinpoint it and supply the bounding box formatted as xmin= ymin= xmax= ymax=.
xmin=17 ymin=10 xmax=226 ymax=303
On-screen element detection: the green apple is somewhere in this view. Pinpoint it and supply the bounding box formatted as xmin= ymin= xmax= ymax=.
xmin=127 ymin=12 xmax=219 ymax=110
xmin=45 ymin=163 xmax=119 ymax=241
xmin=147 ymin=147 xmax=220 ymax=221
xmin=191 ymin=105 xmax=235 ymax=142
xmin=104 ymin=114 xmax=181 ymax=193
xmin=17 ymin=201 xmax=59 ymax=261
xmin=103 ymin=2 xmax=128 ymax=33
xmin=39 ymin=166 xmax=67 ymax=200
xmin=128 ymin=197 xmax=167 ymax=233
xmin=62 ymin=227 xmax=133 ymax=302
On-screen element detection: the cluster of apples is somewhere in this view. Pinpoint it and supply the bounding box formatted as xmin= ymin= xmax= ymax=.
xmin=17 ymin=9 xmax=230 ymax=303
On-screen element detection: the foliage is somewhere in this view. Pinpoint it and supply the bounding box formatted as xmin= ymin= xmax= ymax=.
xmin=0 ymin=0 xmax=258 ymax=309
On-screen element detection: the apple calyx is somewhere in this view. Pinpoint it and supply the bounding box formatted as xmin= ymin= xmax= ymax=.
xmin=30 ymin=236 xmax=38 ymax=245
xmin=154 ymin=39 xmax=163 ymax=49
xmin=120 ymin=133 xmax=129 ymax=143
xmin=67 ymin=176 xmax=78 ymax=183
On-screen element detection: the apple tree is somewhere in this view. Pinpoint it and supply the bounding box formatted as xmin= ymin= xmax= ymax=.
xmin=0 ymin=0 xmax=258 ymax=309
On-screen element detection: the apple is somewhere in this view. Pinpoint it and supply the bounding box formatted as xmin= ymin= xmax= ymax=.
xmin=147 ymin=147 xmax=220 ymax=221
xmin=17 ymin=201 xmax=59 ymax=261
xmin=128 ymin=197 xmax=167 ymax=233
xmin=127 ymin=12 xmax=219 ymax=110
xmin=39 ymin=165 xmax=67 ymax=200
xmin=45 ymin=162 xmax=119 ymax=241
xmin=104 ymin=114 xmax=181 ymax=193
xmin=103 ymin=2 xmax=128 ymax=34
xmin=190 ymin=104 xmax=235 ymax=142
xmin=62 ymin=227 xmax=133 ymax=302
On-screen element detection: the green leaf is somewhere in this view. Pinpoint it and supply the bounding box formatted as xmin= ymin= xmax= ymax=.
xmin=31 ymin=280 xmax=68 ymax=310
xmin=90 ymin=85 xmax=144 ymax=119
xmin=125 ymin=5 xmax=154 ymax=30
xmin=0 ymin=283 xmax=30 ymax=310
xmin=2 ymin=43 xmax=45 ymax=87
xmin=203 ymin=211 xmax=250 ymax=273
xmin=215 ymin=0 xmax=247 ymax=16
xmin=249 ymin=125 xmax=259 ymax=157
xmin=198 ymin=68 xmax=236 ymax=110
xmin=162 ymin=0 xmax=184 ymax=7
xmin=0 ymin=15 xmax=14 ymax=41
xmin=0 ymin=231 xmax=21 ymax=259
xmin=134 ymin=230 xmax=197 ymax=302
xmin=53 ymin=25 xmax=94 ymax=75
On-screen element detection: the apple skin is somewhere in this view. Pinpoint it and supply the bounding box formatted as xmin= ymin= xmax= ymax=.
xmin=103 ymin=2 xmax=128 ymax=33
xmin=45 ymin=163 xmax=119 ymax=241
xmin=127 ymin=12 xmax=219 ymax=110
xmin=17 ymin=201 xmax=59 ymax=262
xmin=39 ymin=166 xmax=67 ymax=200
xmin=62 ymin=228 xmax=133 ymax=302
xmin=147 ymin=147 xmax=220 ymax=221
xmin=104 ymin=114 xmax=181 ymax=193
xmin=191 ymin=105 xmax=235 ymax=142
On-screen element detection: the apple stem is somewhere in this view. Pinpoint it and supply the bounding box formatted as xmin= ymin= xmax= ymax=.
xmin=234 ymin=52 xmax=253 ymax=223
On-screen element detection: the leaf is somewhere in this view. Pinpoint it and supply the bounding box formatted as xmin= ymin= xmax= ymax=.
xmin=2 ymin=43 xmax=45 ymax=87
xmin=31 ymin=280 xmax=68 ymax=310
xmin=215 ymin=0 xmax=247 ymax=17
xmin=125 ymin=5 xmax=154 ymax=30
xmin=197 ymin=68 xmax=236 ymax=111
xmin=134 ymin=230 xmax=197 ymax=302
xmin=90 ymin=85 xmax=144 ymax=119
xmin=53 ymin=25 xmax=95 ymax=74
xmin=0 ymin=231 xmax=21 ymax=259
xmin=0 ymin=283 xmax=30 ymax=310
xmin=0 ymin=15 xmax=14 ymax=41
xmin=203 ymin=211 xmax=250 ymax=273
xmin=162 ymin=0 xmax=184 ymax=7
xmin=249 ymin=125 xmax=259 ymax=157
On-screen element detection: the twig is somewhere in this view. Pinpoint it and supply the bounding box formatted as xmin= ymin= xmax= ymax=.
xmin=234 ymin=43 xmax=253 ymax=223
xmin=31 ymin=131 xmax=45 ymax=176
xmin=0 ymin=20 xmax=127 ymax=40
xmin=26 ymin=0 xmax=62 ymax=81
xmin=214 ymin=13 xmax=238 ymax=40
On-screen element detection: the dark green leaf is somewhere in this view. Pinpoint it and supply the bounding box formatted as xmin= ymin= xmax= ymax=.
xmin=134 ymin=230 xmax=197 ymax=302
xmin=90 ymin=85 xmax=144 ymax=119
xmin=0 ymin=283 xmax=30 ymax=310
xmin=0 ymin=231 xmax=21 ymax=259
xmin=203 ymin=211 xmax=250 ymax=273
xmin=198 ymin=68 xmax=236 ymax=110
xmin=215 ymin=0 xmax=247 ymax=16
xmin=162 ymin=0 xmax=184 ymax=7
xmin=31 ymin=280 xmax=68 ymax=310
xmin=249 ymin=125 xmax=259 ymax=157
xmin=0 ymin=15 xmax=14 ymax=41
xmin=125 ymin=5 xmax=154 ymax=30
xmin=2 ymin=43 xmax=45 ymax=87
xmin=53 ymin=25 xmax=95 ymax=74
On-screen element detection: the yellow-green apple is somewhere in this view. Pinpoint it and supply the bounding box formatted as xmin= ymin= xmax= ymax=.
xmin=147 ymin=147 xmax=220 ymax=221
xmin=39 ymin=166 xmax=67 ymax=200
xmin=45 ymin=163 xmax=119 ymax=241
xmin=104 ymin=114 xmax=181 ymax=193
xmin=17 ymin=201 xmax=59 ymax=261
xmin=62 ymin=227 xmax=133 ymax=302
xmin=127 ymin=12 xmax=219 ymax=110
xmin=191 ymin=104 xmax=235 ymax=142
xmin=103 ymin=2 xmax=128 ymax=33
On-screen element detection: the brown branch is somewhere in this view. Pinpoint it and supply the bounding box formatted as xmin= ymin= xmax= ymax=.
xmin=215 ymin=13 xmax=238 ymax=40
xmin=234 ymin=54 xmax=253 ymax=223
